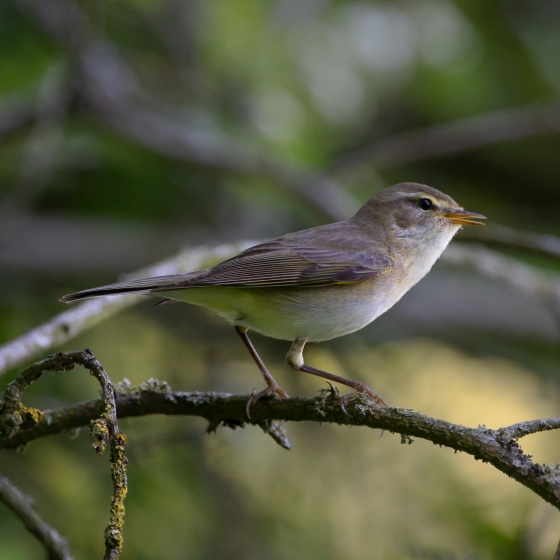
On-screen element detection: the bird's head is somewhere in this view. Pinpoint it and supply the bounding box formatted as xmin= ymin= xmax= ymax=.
xmin=353 ymin=182 xmax=485 ymax=246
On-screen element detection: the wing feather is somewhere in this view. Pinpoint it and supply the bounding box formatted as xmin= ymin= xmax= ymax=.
xmin=176 ymin=244 xmax=394 ymax=288
xmin=61 ymin=242 xmax=394 ymax=303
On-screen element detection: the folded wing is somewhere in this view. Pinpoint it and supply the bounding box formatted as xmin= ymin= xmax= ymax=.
xmin=61 ymin=242 xmax=394 ymax=302
xmin=180 ymin=242 xmax=394 ymax=288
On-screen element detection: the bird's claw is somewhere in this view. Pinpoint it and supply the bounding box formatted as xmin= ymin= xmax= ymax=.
xmin=246 ymin=384 xmax=289 ymax=419
xmin=339 ymin=385 xmax=387 ymax=416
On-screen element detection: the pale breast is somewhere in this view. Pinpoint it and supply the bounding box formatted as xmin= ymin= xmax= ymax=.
xmin=167 ymin=227 xmax=456 ymax=343
xmin=215 ymin=279 xmax=405 ymax=342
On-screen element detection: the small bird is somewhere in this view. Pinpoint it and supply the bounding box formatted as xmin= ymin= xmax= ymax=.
xmin=61 ymin=183 xmax=485 ymax=414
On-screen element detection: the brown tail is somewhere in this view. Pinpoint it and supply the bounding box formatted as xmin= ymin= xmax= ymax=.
xmin=60 ymin=271 xmax=207 ymax=303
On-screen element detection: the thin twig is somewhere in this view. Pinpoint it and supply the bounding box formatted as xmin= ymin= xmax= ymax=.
xmin=77 ymin=350 xmax=127 ymax=560
xmin=0 ymin=350 xmax=128 ymax=558
xmin=499 ymin=418 xmax=560 ymax=440
xmin=0 ymin=473 xmax=73 ymax=560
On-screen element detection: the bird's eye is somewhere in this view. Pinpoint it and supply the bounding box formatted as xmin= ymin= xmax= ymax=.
xmin=417 ymin=198 xmax=433 ymax=211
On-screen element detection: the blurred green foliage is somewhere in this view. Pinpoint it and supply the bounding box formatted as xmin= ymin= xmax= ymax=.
xmin=1 ymin=0 xmax=560 ymax=558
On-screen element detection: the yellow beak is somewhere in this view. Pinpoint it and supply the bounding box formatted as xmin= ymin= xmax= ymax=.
xmin=442 ymin=209 xmax=486 ymax=226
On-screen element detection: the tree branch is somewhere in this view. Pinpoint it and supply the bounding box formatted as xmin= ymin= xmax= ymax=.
xmin=457 ymin=224 xmax=560 ymax=261
xmin=76 ymin=40 xmax=357 ymax=221
xmin=0 ymin=241 xmax=254 ymax=377
xmin=500 ymin=418 xmax=560 ymax=440
xmin=442 ymin=243 xmax=560 ymax=316
xmin=13 ymin=0 xmax=358 ymax=222
xmin=2 ymin=371 xmax=560 ymax=510
xmin=331 ymin=102 xmax=560 ymax=173
xmin=13 ymin=0 xmax=560 ymax=237
xmin=0 ymin=95 xmax=35 ymax=142
xmin=13 ymin=0 xmax=560 ymax=245
xmin=0 ymin=350 xmax=128 ymax=558
xmin=80 ymin=352 xmax=127 ymax=560
xmin=0 ymin=473 xmax=73 ymax=560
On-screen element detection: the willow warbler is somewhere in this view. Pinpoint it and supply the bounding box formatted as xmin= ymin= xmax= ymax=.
xmin=61 ymin=183 xmax=485 ymax=414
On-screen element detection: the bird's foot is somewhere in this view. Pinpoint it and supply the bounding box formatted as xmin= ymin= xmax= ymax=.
xmin=339 ymin=383 xmax=387 ymax=416
xmin=295 ymin=364 xmax=386 ymax=415
xmin=246 ymin=383 xmax=289 ymax=419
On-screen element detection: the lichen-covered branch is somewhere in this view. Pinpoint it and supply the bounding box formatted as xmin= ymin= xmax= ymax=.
xmin=0 ymin=473 xmax=73 ymax=560
xmin=80 ymin=351 xmax=127 ymax=560
xmin=2 ymin=374 xmax=560 ymax=511
xmin=499 ymin=418 xmax=560 ymax=440
xmin=0 ymin=350 xmax=129 ymax=559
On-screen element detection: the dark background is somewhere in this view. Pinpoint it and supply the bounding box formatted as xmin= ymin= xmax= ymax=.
xmin=1 ymin=0 xmax=560 ymax=558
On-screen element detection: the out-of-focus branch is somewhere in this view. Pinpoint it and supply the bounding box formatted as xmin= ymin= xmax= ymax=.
xmin=331 ymin=102 xmax=560 ymax=173
xmin=14 ymin=0 xmax=357 ymax=221
xmin=0 ymin=214 xmax=203 ymax=274
xmin=0 ymin=473 xmax=73 ymax=560
xmin=13 ymin=0 xmax=92 ymax=46
xmin=0 ymin=241 xmax=255 ymax=377
xmin=0 ymin=96 xmax=35 ymax=141
xmin=77 ymin=41 xmax=357 ymax=221
xmin=441 ymin=243 xmax=560 ymax=316
xmin=2 ymin=377 xmax=560 ymax=511
xmin=457 ymin=224 xmax=560 ymax=261
xmin=94 ymin=99 xmax=357 ymax=221
xmin=14 ymin=0 xmax=560 ymax=228
xmin=0 ymin=350 xmax=128 ymax=558
xmin=73 ymin=49 xmax=560 ymax=266
xmin=1 ymin=61 xmax=73 ymax=217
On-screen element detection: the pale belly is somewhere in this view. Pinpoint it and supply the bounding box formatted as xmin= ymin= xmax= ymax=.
xmin=165 ymin=280 xmax=407 ymax=342
xmin=163 ymin=227 xmax=458 ymax=342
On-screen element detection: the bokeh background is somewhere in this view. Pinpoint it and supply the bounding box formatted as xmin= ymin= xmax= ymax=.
xmin=2 ymin=0 xmax=560 ymax=558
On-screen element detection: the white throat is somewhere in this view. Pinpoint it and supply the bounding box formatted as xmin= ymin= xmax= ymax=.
xmin=403 ymin=225 xmax=459 ymax=289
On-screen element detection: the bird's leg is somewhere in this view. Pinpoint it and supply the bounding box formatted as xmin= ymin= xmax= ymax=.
xmin=286 ymin=338 xmax=386 ymax=413
xmin=235 ymin=326 xmax=289 ymax=418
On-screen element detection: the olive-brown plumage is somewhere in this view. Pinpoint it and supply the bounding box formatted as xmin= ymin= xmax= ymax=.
xmin=61 ymin=183 xmax=485 ymax=414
